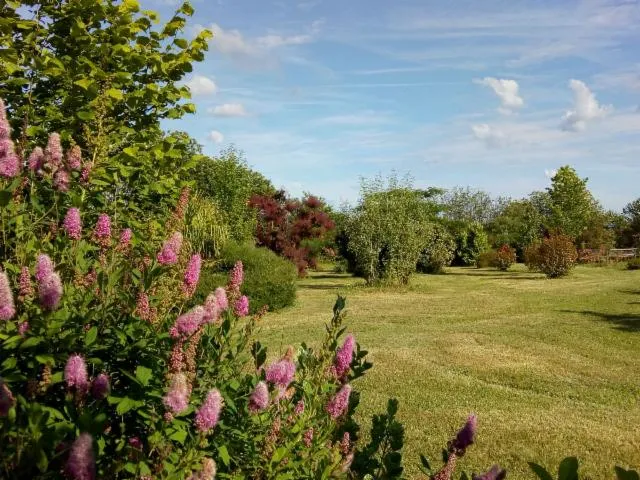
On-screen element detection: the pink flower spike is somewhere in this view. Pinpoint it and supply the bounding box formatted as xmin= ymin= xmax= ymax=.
xmin=0 ymin=271 xmax=16 ymax=321
xmin=203 ymin=293 xmax=221 ymax=324
xmin=35 ymin=254 xmax=54 ymax=282
xmin=66 ymin=433 xmax=95 ymax=480
xmin=172 ymin=306 xmax=205 ymax=338
xmin=18 ymin=266 xmax=33 ymax=298
xmin=28 ymin=147 xmax=44 ymax=172
xmin=53 ymin=168 xmax=70 ymax=191
xmin=194 ymin=389 xmax=223 ymax=433
xmin=234 ymin=295 xmax=249 ymax=317
xmin=91 ymin=374 xmax=110 ymax=400
xmin=334 ymin=334 xmax=355 ymax=378
xmin=118 ymin=228 xmax=132 ymax=249
xmin=0 ymin=99 xmax=20 ymax=179
xmin=228 ymin=260 xmax=244 ymax=290
xmin=182 ymin=254 xmax=202 ymax=297
xmin=93 ymin=214 xmax=111 ymax=246
xmin=163 ymin=373 xmax=190 ymax=415
xmin=38 ymin=272 xmax=63 ymax=310
xmin=249 ymin=381 xmax=269 ymax=413
xmin=65 ymin=354 xmax=89 ymax=391
xmin=18 ymin=322 xmax=29 ymax=336
xmin=44 ymin=133 xmax=63 ymax=170
xmin=325 ymin=384 xmax=352 ymax=419
xmin=66 ymin=145 xmax=82 ymax=170
xmin=157 ymin=232 xmax=183 ymax=265
xmin=214 ymin=287 xmax=228 ymax=310
xmin=63 ymin=208 xmax=83 ymax=240
xmin=265 ymin=359 xmax=296 ymax=388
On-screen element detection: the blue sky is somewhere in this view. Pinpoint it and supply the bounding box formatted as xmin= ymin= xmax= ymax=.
xmin=148 ymin=0 xmax=639 ymax=211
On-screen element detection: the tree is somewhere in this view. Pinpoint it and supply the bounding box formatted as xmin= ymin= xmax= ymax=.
xmin=249 ymin=191 xmax=335 ymax=275
xmin=192 ymin=147 xmax=274 ymax=243
xmin=489 ymin=199 xmax=544 ymax=259
xmin=0 ymin=0 xmax=212 ymax=221
xmin=621 ymin=198 xmax=640 ymax=246
xmin=546 ymin=166 xmax=599 ymax=239
xmin=343 ymin=175 xmax=435 ymax=285
xmin=439 ymin=187 xmax=507 ymax=225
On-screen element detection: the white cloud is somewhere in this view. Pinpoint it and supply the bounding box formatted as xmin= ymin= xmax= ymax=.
xmin=209 ymin=103 xmax=248 ymax=117
xmin=184 ymin=75 xmax=217 ymax=96
xmin=207 ymin=22 xmax=318 ymax=58
xmin=207 ymin=130 xmax=224 ymax=144
xmin=561 ymin=79 xmax=612 ymax=132
xmin=476 ymin=77 xmax=524 ymax=114
xmin=544 ymin=168 xmax=558 ymax=179
xmin=471 ymin=124 xmax=506 ymax=148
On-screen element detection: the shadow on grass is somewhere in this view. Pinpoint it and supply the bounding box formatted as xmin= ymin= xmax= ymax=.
xmin=564 ymin=310 xmax=640 ymax=332
xmin=298 ymin=283 xmax=344 ymax=291
xmin=308 ymin=274 xmax=350 ymax=280
xmin=451 ymin=271 xmax=542 ymax=280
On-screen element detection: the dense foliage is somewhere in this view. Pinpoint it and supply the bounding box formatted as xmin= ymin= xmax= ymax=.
xmin=450 ymin=221 xmax=490 ymax=266
xmin=546 ymin=167 xmax=599 ymax=240
xmin=184 ymin=193 xmax=229 ymax=260
xmin=525 ymin=234 xmax=578 ymax=278
xmin=193 ymin=148 xmax=274 ymax=244
xmin=416 ymin=223 xmax=455 ymax=274
xmin=343 ymin=176 xmax=435 ymax=285
xmin=249 ymin=191 xmax=335 ymax=276
xmin=0 ymin=0 xmax=211 ymax=222
xmin=195 ymin=242 xmax=298 ymax=313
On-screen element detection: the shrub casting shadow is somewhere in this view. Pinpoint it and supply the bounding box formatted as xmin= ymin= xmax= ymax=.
xmin=563 ymin=310 xmax=640 ymax=333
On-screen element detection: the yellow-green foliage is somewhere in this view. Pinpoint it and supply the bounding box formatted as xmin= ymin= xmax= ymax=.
xmin=185 ymin=194 xmax=229 ymax=259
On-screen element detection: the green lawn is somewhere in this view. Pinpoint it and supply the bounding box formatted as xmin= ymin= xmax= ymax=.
xmin=259 ymin=264 xmax=640 ymax=479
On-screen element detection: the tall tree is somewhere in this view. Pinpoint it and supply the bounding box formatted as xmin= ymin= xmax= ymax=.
xmin=0 ymin=0 xmax=211 ymax=221
xmin=546 ymin=166 xmax=599 ymax=239
xmin=440 ymin=187 xmax=507 ymax=225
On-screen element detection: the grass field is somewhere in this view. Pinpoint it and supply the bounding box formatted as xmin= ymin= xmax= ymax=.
xmin=259 ymin=264 xmax=640 ymax=479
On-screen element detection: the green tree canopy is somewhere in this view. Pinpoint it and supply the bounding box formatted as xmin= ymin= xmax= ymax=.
xmin=546 ymin=166 xmax=599 ymax=239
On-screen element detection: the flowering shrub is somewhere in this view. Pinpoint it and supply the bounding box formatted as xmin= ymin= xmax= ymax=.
xmin=494 ymin=245 xmax=517 ymax=271
xmin=0 ymin=101 xmax=382 ymax=479
xmin=525 ymin=235 xmax=578 ymax=278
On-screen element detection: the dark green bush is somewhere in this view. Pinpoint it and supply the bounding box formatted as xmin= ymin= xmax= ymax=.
xmin=416 ymin=223 xmax=455 ymax=274
xmin=628 ymin=257 xmax=640 ymax=270
xmin=195 ymin=242 xmax=298 ymax=312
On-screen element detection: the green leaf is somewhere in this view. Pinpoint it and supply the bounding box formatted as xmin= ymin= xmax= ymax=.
xmin=1 ymin=357 xmax=17 ymax=369
xmin=20 ymin=336 xmax=43 ymax=349
xmin=135 ymin=366 xmax=152 ymax=387
xmin=217 ymin=445 xmax=230 ymax=467
xmin=116 ymin=397 xmax=138 ymax=415
xmin=74 ymin=78 xmax=94 ymax=90
xmin=106 ymin=88 xmax=124 ymax=100
xmin=85 ymin=327 xmax=98 ymax=346
xmin=35 ymin=449 xmax=48 ymax=473
xmin=169 ymin=429 xmax=187 ymax=444
xmin=174 ymin=38 xmax=188 ymax=49
xmin=529 ymin=463 xmax=554 ymax=480
xmin=77 ymin=110 xmax=95 ymax=121
xmin=35 ymin=355 xmax=56 ymax=366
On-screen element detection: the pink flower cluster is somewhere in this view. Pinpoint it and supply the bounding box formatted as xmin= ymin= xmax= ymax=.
xmin=157 ymin=232 xmax=183 ymax=265
xmin=326 ymin=384 xmax=352 ymax=419
xmin=31 ymin=254 xmax=63 ymax=310
xmin=234 ymin=295 xmax=249 ymax=317
xmin=183 ymin=254 xmax=201 ymax=297
xmin=0 ymin=98 xmax=20 ymax=179
xmin=18 ymin=267 xmax=33 ymax=298
xmin=93 ymin=214 xmax=111 ymax=247
xmin=194 ymin=389 xmax=223 ymax=433
xmin=91 ymin=374 xmax=110 ymax=400
xmin=66 ymin=433 xmax=95 ymax=480
xmin=451 ymin=414 xmax=477 ymax=454
xmin=228 ymin=260 xmax=244 ymax=291
xmin=66 ymin=145 xmax=82 ymax=170
xmin=65 ymin=354 xmax=89 ymax=392
xmin=187 ymin=458 xmax=217 ymax=480
xmin=249 ymin=381 xmax=269 ymax=413
xmin=202 ymin=287 xmax=228 ymax=324
xmin=63 ymin=208 xmax=83 ymax=240
xmin=118 ymin=228 xmax=132 ymax=250
xmin=334 ymin=334 xmax=355 ymax=378
xmin=0 ymin=271 xmax=16 ymax=321
xmin=265 ymin=359 xmax=296 ymax=388
xmin=170 ymin=306 xmax=205 ymax=339
xmin=28 ymin=147 xmax=44 ymax=172
xmin=163 ymin=373 xmax=190 ymax=414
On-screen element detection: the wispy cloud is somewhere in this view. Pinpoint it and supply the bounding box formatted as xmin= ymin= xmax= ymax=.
xmin=475 ymin=77 xmax=524 ymax=114
xmin=208 ymin=103 xmax=249 ymax=117
xmin=207 ymin=130 xmax=225 ymax=144
xmin=184 ymin=75 xmax=217 ymax=96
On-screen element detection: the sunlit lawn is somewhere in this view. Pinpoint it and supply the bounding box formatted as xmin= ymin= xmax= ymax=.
xmin=260 ymin=264 xmax=640 ymax=478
